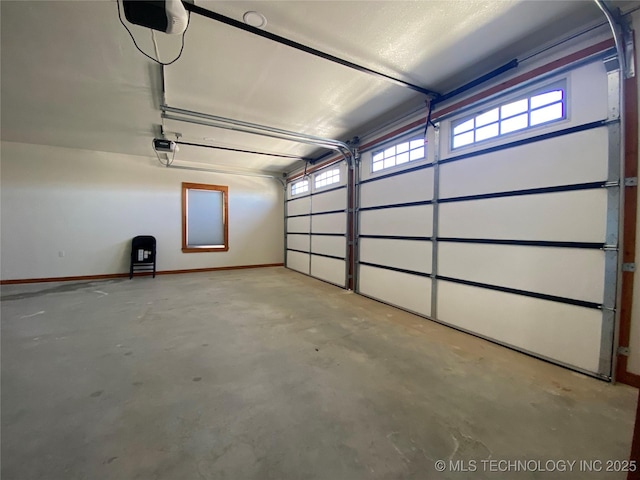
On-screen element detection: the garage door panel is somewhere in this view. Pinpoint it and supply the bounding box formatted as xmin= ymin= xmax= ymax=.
xmin=287 ymin=216 xmax=310 ymax=233
xmin=439 ymin=189 xmax=607 ymax=242
xmin=570 ymin=61 xmax=608 ymax=126
xmin=437 ymin=281 xmax=602 ymax=373
xmin=440 ymin=128 xmax=608 ymax=199
xmin=312 ymin=213 xmax=346 ymax=234
xmin=358 ymin=264 xmax=431 ymax=316
xmin=311 ymin=256 xmax=346 ymax=286
xmin=311 ymin=235 xmax=346 ymax=258
xmin=287 ymin=196 xmax=311 ymax=216
xmin=312 ymin=188 xmax=347 ymax=213
xmin=438 ymin=242 xmax=605 ymax=303
xmin=360 ymin=206 xmax=433 ymax=237
xmin=360 ymin=169 xmax=433 ymax=207
xmin=287 ymin=234 xmax=310 ymax=252
xmin=359 ymin=238 xmax=432 ymax=274
xmin=287 ymin=250 xmax=310 ymax=275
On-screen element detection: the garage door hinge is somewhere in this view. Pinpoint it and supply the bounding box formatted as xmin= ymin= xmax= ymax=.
xmin=625 ymin=177 xmax=638 ymax=187
xmin=617 ymin=346 xmax=630 ymax=356
xmin=622 ymin=262 xmax=636 ymax=272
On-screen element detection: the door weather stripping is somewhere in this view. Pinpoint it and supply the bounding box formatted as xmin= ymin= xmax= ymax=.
xmin=161 ymin=105 xmax=355 ymax=166
xmin=180 ymin=2 xmax=439 ymax=98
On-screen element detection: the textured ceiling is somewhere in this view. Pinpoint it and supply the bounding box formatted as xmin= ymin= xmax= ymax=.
xmin=0 ymin=0 xmax=620 ymax=173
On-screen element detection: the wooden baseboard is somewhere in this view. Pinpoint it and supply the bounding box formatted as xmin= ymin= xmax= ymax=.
xmin=0 ymin=263 xmax=284 ymax=285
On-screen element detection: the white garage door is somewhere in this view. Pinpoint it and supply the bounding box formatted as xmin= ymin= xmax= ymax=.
xmin=286 ymin=163 xmax=348 ymax=287
xmin=356 ymin=55 xmax=620 ymax=379
xmin=357 ymin=132 xmax=434 ymax=317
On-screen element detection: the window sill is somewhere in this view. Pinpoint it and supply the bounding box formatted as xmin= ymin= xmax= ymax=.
xmin=182 ymin=247 xmax=229 ymax=253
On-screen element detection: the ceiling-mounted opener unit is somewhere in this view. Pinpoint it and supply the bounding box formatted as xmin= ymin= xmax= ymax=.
xmin=117 ymin=0 xmax=191 ymax=64
xmin=122 ymin=0 xmax=188 ymax=35
xmin=153 ymin=138 xmax=177 ymax=153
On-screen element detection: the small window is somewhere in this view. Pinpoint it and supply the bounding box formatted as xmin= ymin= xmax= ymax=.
xmin=372 ymin=136 xmax=426 ymax=172
xmin=315 ymin=168 xmax=340 ymax=189
xmin=451 ymin=83 xmax=566 ymax=150
xmin=291 ymin=179 xmax=309 ymax=196
xmin=182 ymin=183 xmax=228 ymax=253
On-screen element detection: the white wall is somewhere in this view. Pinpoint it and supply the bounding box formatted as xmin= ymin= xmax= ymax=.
xmin=0 ymin=141 xmax=284 ymax=280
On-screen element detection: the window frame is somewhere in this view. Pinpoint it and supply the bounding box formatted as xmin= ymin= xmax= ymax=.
xmin=291 ymin=179 xmax=309 ymax=196
xmin=314 ymin=168 xmax=341 ymax=190
xmin=181 ymin=182 xmax=229 ymax=253
xmin=450 ymin=80 xmax=567 ymax=151
xmin=371 ymin=135 xmax=426 ymax=173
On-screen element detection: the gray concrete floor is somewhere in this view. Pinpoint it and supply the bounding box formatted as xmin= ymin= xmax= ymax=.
xmin=1 ymin=267 xmax=637 ymax=480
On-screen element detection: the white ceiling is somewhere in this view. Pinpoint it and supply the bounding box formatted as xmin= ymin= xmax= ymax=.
xmin=0 ymin=0 xmax=623 ymax=174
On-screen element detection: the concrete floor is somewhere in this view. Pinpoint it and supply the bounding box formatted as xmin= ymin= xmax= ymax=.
xmin=1 ymin=267 xmax=637 ymax=480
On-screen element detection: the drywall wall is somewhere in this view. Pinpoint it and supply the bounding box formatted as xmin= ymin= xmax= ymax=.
xmin=0 ymin=141 xmax=284 ymax=281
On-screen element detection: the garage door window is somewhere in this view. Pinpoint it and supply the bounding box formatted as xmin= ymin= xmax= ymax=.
xmin=372 ymin=136 xmax=425 ymax=172
xmin=452 ymin=81 xmax=566 ymax=149
xmin=315 ymin=168 xmax=340 ymax=189
xmin=291 ymin=179 xmax=309 ymax=196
